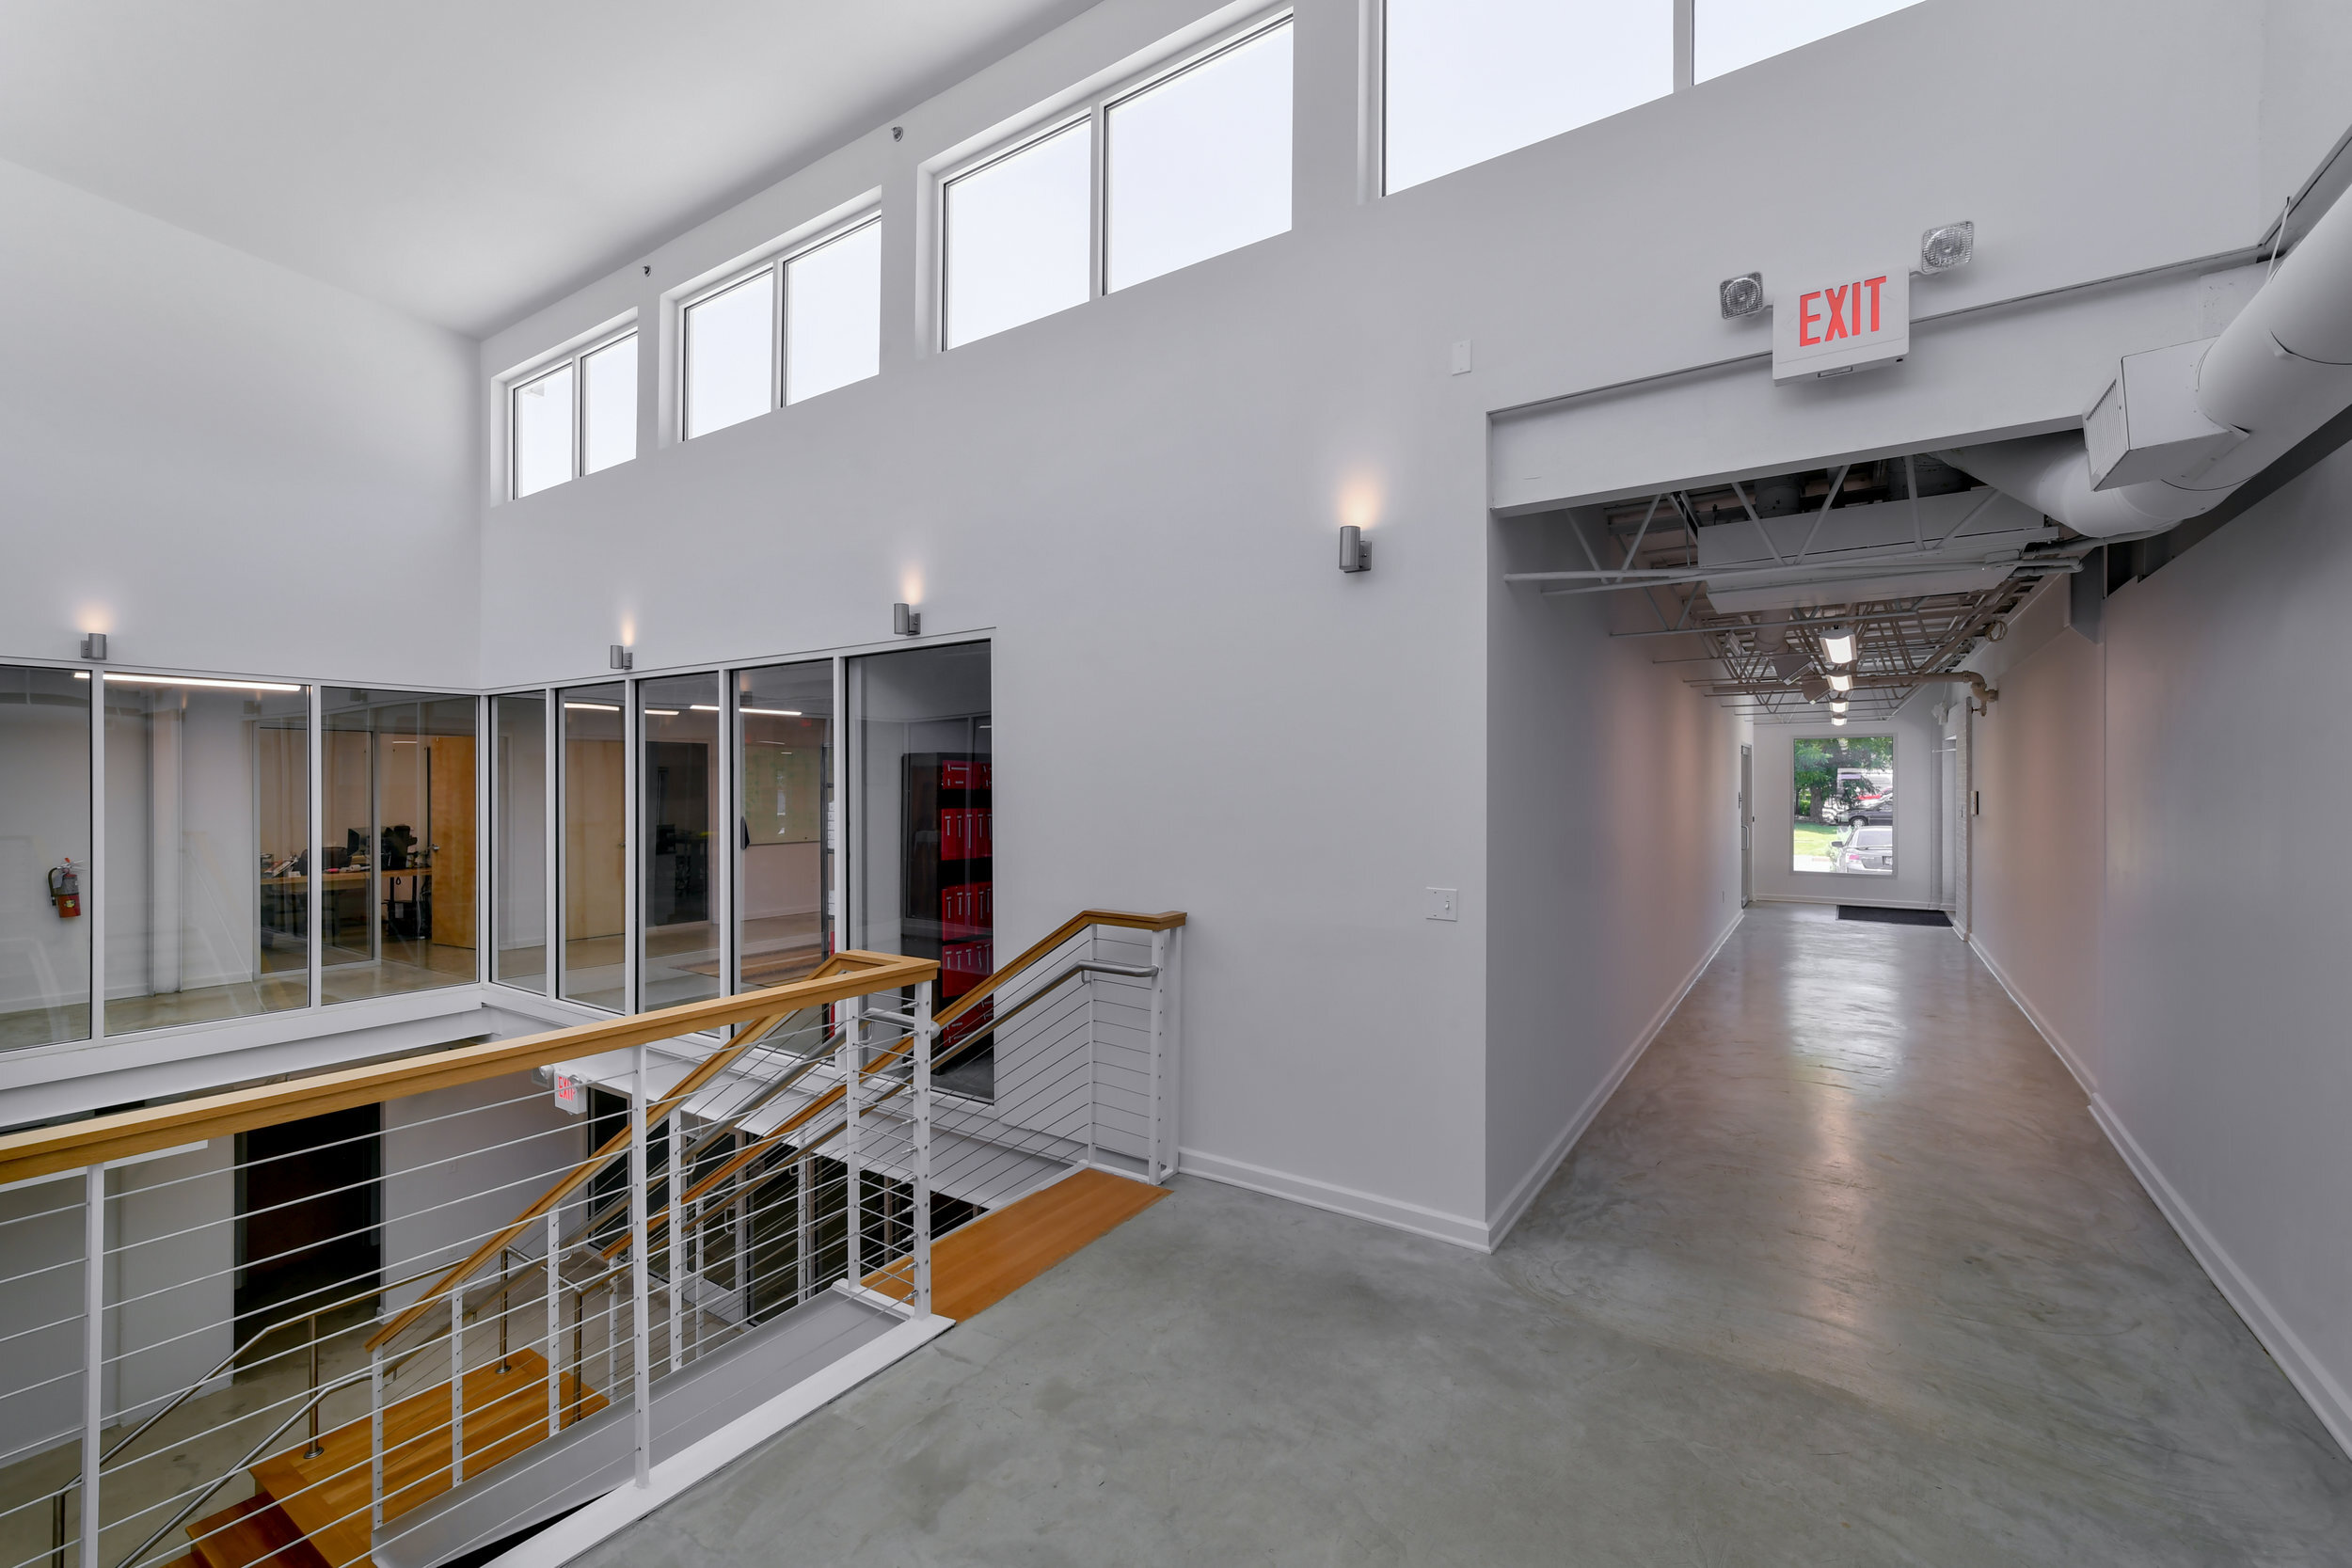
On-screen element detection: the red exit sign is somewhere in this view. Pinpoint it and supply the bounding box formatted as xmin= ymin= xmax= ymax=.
xmin=1773 ymin=266 xmax=1909 ymax=383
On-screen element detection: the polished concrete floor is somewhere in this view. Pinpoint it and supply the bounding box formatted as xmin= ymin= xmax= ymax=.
xmin=574 ymin=904 xmax=2352 ymax=1566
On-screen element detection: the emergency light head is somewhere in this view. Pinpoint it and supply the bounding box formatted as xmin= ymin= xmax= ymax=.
xmin=1919 ymin=221 xmax=1975 ymax=272
xmin=1719 ymin=272 xmax=1767 ymax=319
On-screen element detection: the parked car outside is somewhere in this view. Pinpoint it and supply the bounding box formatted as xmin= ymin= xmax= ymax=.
xmin=1835 ymin=824 xmax=1895 ymax=873
xmin=1847 ymin=790 xmax=1895 ymax=827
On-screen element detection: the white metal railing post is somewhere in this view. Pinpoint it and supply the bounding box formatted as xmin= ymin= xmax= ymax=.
xmin=1148 ymin=927 xmax=1171 ymax=1182
xmin=79 ymin=1164 xmax=103 ymax=1568
xmin=913 ymin=978 xmax=935 ymax=1318
xmin=794 ymin=1152 xmax=811 ymax=1304
xmin=369 ymin=1348 xmax=385 ymax=1529
xmin=666 ymin=1114 xmax=683 ymax=1374
xmin=841 ymin=997 xmax=863 ymax=1286
xmin=448 ymin=1291 xmax=465 ymax=1487
xmin=544 ymin=1209 xmax=561 ymax=1436
xmin=628 ymin=1045 xmax=653 ymax=1486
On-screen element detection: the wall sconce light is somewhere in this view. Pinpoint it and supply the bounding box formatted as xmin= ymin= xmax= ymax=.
xmin=608 ymin=644 xmax=633 ymax=671
xmin=1338 ymin=526 xmax=1372 ymax=574
xmin=894 ymin=602 xmax=922 ymax=636
xmin=81 ymin=633 xmax=107 ymax=661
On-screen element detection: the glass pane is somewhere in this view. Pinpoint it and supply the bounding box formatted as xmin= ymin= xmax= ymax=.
xmin=639 ymin=673 xmax=721 ymax=1010
xmin=561 ymin=683 xmax=627 ymax=1010
xmin=786 ymin=221 xmax=882 ymax=404
xmin=582 ymin=333 xmax=638 ymax=474
xmin=320 ymin=689 xmax=477 ymax=1003
xmin=493 ymin=692 xmax=548 ymax=990
xmin=684 ymin=270 xmax=774 ymax=438
xmin=104 ymin=675 xmax=310 ymax=1033
xmin=1792 ymin=735 xmax=1895 ymax=875
xmin=0 ymin=665 xmax=91 ymax=1049
xmin=944 ymin=122 xmax=1091 ymax=349
xmin=512 ymin=362 xmax=574 ymax=498
xmin=1106 ymin=24 xmax=1293 ymax=293
xmin=851 ymin=643 xmax=991 ymax=1091
xmin=1696 ymin=0 xmax=1921 ymax=83
xmin=736 ymin=662 xmax=833 ymax=990
xmin=1385 ymin=0 xmax=1673 ymax=194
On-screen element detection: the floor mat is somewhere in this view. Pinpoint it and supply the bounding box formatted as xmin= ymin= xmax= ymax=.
xmin=1837 ymin=905 xmax=1951 ymax=927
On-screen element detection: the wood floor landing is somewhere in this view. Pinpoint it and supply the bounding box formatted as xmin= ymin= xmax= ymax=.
xmin=869 ymin=1167 xmax=1168 ymax=1321
xmin=249 ymin=1348 xmax=606 ymax=1568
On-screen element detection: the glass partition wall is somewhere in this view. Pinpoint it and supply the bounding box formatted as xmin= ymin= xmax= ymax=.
xmin=639 ymin=673 xmax=721 ymax=1008
xmin=492 ymin=692 xmax=549 ymax=988
xmin=320 ymin=689 xmax=478 ymax=1002
xmin=0 ymin=665 xmax=92 ymax=1048
xmin=560 ymin=684 xmax=628 ymax=1010
xmin=104 ymin=675 xmax=310 ymax=1033
xmin=736 ymin=662 xmax=834 ymax=989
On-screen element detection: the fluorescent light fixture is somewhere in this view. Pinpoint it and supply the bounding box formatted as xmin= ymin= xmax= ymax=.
xmin=643 ymin=708 xmax=679 ymax=717
xmin=564 ymin=702 xmax=620 ymax=712
xmin=1819 ymin=626 xmax=1856 ymax=665
xmin=1718 ymin=272 xmax=1766 ymax=319
xmin=1827 ymin=672 xmax=1853 ymax=693
xmin=1919 ymin=221 xmax=1975 ymax=272
xmin=103 ymin=673 xmax=303 ymax=692
xmin=741 ymin=707 xmax=803 ymax=717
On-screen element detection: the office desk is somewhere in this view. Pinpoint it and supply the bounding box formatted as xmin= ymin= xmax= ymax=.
xmin=262 ymin=869 xmax=433 ymax=946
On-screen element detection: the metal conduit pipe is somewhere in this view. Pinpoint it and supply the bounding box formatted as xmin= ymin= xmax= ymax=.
xmin=1943 ymin=180 xmax=2352 ymax=536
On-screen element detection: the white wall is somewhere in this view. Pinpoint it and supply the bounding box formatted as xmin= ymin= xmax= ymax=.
xmin=1964 ymin=578 xmax=2106 ymax=1088
xmin=0 ymin=157 xmax=479 ymax=688
xmin=381 ymin=1071 xmax=583 ymax=1311
xmin=469 ymin=0 xmax=2285 ymax=1238
xmin=1485 ymin=514 xmax=1743 ymax=1243
xmin=1749 ymin=699 xmax=1945 ymax=909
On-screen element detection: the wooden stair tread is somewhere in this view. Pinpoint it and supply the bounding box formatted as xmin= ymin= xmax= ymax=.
xmin=250 ymin=1348 xmax=607 ymax=1568
xmin=185 ymin=1491 xmax=327 ymax=1568
xmin=867 ymin=1167 xmax=1168 ymax=1321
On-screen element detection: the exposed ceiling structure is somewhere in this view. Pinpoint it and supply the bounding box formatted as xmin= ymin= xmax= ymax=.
xmin=0 ymin=0 xmax=1093 ymax=336
xmin=1514 ymin=455 xmax=2087 ymax=722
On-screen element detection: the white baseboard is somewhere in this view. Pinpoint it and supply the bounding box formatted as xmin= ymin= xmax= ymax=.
xmin=1967 ymin=936 xmax=2098 ymax=1095
xmin=1483 ymin=911 xmax=1743 ymax=1249
xmin=486 ymin=1313 xmax=956 ymax=1568
xmin=1177 ymin=1148 xmax=1489 ymax=1252
xmin=2088 ymin=1099 xmax=2352 ymax=1462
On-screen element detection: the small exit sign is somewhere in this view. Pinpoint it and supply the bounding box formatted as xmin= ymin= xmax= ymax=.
xmin=1773 ymin=266 xmax=1909 ymax=383
xmin=552 ymin=1071 xmax=584 ymax=1115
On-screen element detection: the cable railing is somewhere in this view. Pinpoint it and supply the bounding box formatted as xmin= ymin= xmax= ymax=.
xmin=0 ymin=913 xmax=1183 ymax=1568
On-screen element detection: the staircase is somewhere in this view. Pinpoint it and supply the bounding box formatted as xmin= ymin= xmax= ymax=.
xmin=175 ymin=1354 xmax=605 ymax=1568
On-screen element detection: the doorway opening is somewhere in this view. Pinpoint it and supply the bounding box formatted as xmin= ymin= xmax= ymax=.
xmin=233 ymin=1104 xmax=381 ymax=1350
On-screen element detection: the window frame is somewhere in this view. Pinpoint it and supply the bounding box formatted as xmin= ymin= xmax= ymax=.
xmin=937 ymin=7 xmax=1295 ymax=351
xmin=676 ymin=209 xmax=883 ymax=442
xmin=504 ymin=321 xmax=638 ymax=500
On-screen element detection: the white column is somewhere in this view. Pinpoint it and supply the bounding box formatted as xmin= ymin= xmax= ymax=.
xmin=369 ymin=1348 xmax=385 ymax=1529
xmin=1147 ymin=929 xmax=1169 ymax=1182
xmin=628 ymin=1046 xmax=653 ymax=1486
xmin=840 ymin=1003 xmax=862 ymax=1286
xmin=79 ymin=1165 xmax=103 ymax=1568
xmin=794 ymin=1152 xmax=811 ymax=1303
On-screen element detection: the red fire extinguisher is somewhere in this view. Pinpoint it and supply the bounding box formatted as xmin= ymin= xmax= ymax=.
xmin=49 ymin=859 xmax=82 ymax=919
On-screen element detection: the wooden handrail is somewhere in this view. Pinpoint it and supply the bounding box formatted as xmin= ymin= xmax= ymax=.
xmin=0 ymin=949 xmax=935 ymax=1190
xmin=935 ymin=910 xmax=1184 ymax=1027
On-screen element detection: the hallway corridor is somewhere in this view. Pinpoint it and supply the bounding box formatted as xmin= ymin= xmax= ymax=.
xmin=575 ymin=905 xmax=2352 ymax=1567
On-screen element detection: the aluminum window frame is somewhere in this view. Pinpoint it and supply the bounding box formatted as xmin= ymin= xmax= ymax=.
xmin=676 ymin=209 xmax=883 ymax=442
xmin=503 ymin=322 xmax=639 ymax=500
xmin=937 ymin=7 xmax=1295 ymax=351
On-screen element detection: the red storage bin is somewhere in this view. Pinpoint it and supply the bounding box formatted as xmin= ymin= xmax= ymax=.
xmin=972 ymin=809 xmax=992 ymax=859
xmin=942 ymin=940 xmax=993 ymax=998
xmin=940 ymin=807 xmax=968 ymax=861
xmin=942 ymin=759 xmax=974 ymax=789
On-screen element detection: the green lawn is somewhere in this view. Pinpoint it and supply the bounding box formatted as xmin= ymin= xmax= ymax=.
xmin=1792 ymin=821 xmax=1843 ymax=859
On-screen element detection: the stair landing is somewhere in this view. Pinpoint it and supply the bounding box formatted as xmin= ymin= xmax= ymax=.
xmin=866 ymin=1166 xmax=1168 ymax=1320
xmin=249 ymin=1349 xmax=605 ymax=1568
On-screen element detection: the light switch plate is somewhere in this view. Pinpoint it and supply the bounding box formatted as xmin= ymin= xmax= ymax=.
xmin=1450 ymin=341 xmax=1473 ymax=375
xmin=1425 ymin=886 xmax=1458 ymax=922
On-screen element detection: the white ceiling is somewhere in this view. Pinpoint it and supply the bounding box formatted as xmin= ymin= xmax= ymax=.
xmin=0 ymin=0 xmax=1093 ymax=337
